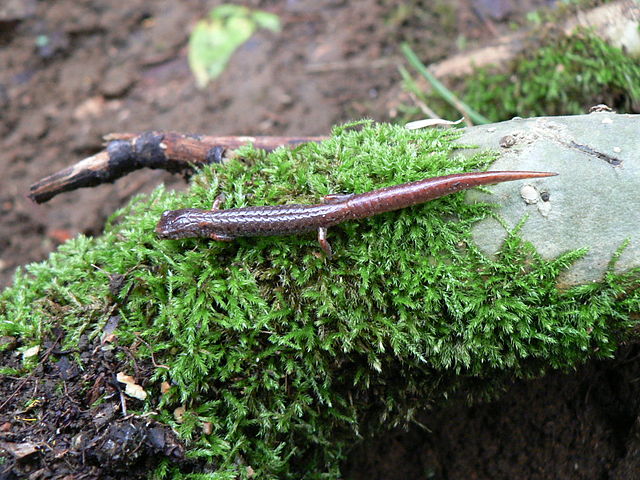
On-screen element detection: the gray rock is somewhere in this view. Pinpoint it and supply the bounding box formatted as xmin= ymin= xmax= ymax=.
xmin=457 ymin=113 xmax=639 ymax=286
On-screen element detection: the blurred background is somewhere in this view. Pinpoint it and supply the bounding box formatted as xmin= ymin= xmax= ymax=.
xmin=0 ymin=0 xmax=638 ymax=289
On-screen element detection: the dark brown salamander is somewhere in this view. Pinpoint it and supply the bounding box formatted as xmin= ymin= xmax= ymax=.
xmin=156 ymin=170 xmax=557 ymax=257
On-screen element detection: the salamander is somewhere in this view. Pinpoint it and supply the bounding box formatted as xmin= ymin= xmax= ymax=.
xmin=156 ymin=170 xmax=557 ymax=257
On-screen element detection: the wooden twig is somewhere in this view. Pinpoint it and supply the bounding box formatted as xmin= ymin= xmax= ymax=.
xmin=28 ymin=131 xmax=327 ymax=203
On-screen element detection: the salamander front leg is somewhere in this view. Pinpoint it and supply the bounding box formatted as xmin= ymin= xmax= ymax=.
xmin=318 ymin=227 xmax=332 ymax=259
xmin=209 ymin=194 xmax=235 ymax=242
xmin=211 ymin=193 xmax=226 ymax=211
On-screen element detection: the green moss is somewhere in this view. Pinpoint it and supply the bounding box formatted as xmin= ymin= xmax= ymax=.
xmin=465 ymin=30 xmax=640 ymax=121
xmin=1 ymin=122 xmax=639 ymax=479
xmin=404 ymin=29 xmax=640 ymax=122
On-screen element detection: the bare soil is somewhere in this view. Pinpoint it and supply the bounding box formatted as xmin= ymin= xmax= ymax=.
xmin=2 ymin=1 xmax=639 ymax=479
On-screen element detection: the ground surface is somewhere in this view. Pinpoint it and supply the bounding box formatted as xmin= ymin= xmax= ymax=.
xmin=2 ymin=1 xmax=640 ymax=479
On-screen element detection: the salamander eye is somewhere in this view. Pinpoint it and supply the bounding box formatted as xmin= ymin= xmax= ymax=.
xmin=156 ymin=210 xmax=184 ymax=238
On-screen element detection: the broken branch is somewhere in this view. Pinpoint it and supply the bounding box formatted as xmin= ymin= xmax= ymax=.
xmin=28 ymin=131 xmax=327 ymax=203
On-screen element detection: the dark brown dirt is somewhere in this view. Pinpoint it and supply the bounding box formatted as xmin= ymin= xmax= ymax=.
xmin=0 ymin=330 xmax=188 ymax=479
xmin=3 ymin=1 xmax=640 ymax=479
xmin=347 ymin=346 xmax=640 ymax=480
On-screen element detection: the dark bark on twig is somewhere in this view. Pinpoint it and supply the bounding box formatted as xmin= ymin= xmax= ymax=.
xmin=28 ymin=131 xmax=327 ymax=203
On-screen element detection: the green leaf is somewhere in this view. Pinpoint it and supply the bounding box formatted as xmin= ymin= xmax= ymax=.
xmin=210 ymin=4 xmax=248 ymax=19
xmin=188 ymin=5 xmax=281 ymax=88
xmin=252 ymin=11 xmax=281 ymax=32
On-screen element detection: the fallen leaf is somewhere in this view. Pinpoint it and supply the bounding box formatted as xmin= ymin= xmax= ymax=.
xmin=0 ymin=441 xmax=38 ymax=459
xmin=173 ymin=405 xmax=186 ymax=423
xmin=48 ymin=228 xmax=73 ymax=243
xmin=116 ymin=372 xmax=147 ymax=401
xmin=405 ymin=118 xmax=463 ymax=130
xmin=22 ymin=345 xmax=40 ymax=360
xmin=160 ymin=381 xmax=171 ymax=395
xmin=188 ymin=5 xmax=280 ymax=87
xmin=202 ymin=421 xmax=213 ymax=434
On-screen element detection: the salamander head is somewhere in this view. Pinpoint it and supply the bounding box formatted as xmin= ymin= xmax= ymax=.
xmin=156 ymin=208 xmax=205 ymax=240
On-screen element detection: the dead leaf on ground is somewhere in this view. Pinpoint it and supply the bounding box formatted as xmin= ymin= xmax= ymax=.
xmin=116 ymin=372 xmax=147 ymax=401
xmin=0 ymin=440 xmax=39 ymax=458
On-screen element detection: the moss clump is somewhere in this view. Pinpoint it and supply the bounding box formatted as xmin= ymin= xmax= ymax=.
xmin=404 ymin=29 xmax=640 ymax=122
xmin=1 ymin=122 xmax=639 ymax=479
xmin=465 ymin=30 xmax=640 ymax=121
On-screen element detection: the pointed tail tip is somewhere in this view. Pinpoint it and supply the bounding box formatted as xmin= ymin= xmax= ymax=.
xmin=502 ymin=170 xmax=558 ymax=178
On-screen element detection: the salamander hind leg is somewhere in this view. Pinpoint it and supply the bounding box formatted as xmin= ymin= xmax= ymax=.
xmin=210 ymin=232 xmax=235 ymax=242
xmin=318 ymin=227 xmax=333 ymax=259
